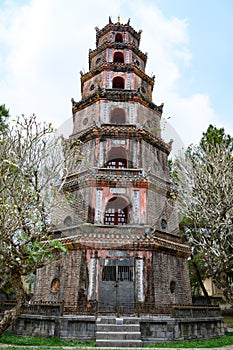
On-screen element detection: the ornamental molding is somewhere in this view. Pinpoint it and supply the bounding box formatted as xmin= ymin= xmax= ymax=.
xmin=81 ymin=63 xmax=153 ymax=85
xmin=89 ymin=42 xmax=147 ymax=62
xmin=72 ymin=89 xmax=163 ymax=114
xmin=70 ymin=124 xmax=171 ymax=154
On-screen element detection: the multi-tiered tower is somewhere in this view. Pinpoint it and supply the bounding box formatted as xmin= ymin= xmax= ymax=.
xmin=34 ymin=17 xmax=192 ymax=314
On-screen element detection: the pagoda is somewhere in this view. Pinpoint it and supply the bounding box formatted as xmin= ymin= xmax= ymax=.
xmin=29 ymin=18 xmax=224 ymax=343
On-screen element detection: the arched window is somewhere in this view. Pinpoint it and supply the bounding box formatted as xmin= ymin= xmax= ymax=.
xmin=106 ymin=147 xmax=127 ymax=168
xmin=115 ymin=33 xmax=123 ymax=42
xmin=110 ymin=108 xmax=126 ymax=124
xmin=161 ymin=219 xmax=167 ymax=231
xmin=64 ymin=216 xmax=72 ymax=227
xmin=51 ymin=278 xmax=60 ymax=293
xmin=107 ymin=159 xmax=127 ymax=168
xmin=113 ymin=52 xmax=124 ymax=63
xmin=170 ymin=280 xmax=176 ymax=294
xmin=104 ymin=197 xmax=129 ymax=225
xmin=112 ymin=77 xmax=124 ymax=89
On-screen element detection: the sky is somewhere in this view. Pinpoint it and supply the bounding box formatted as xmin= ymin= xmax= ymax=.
xmin=0 ymin=0 xmax=233 ymax=152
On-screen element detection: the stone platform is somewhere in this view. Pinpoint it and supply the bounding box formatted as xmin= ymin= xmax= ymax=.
xmin=5 ymin=312 xmax=225 ymax=344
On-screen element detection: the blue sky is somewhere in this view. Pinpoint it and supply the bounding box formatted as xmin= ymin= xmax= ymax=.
xmin=0 ymin=0 xmax=232 ymax=150
xmin=158 ymin=0 xmax=233 ymax=114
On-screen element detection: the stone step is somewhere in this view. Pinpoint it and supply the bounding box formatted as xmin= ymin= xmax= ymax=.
xmin=96 ymin=316 xmax=140 ymax=324
xmin=96 ymin=324 xmax=140 ymax=332
xmin=96 ymin=339 xmax=142 ymax=347
xmin=96 ymin=317 xmax=142 ymax=347
xmin=96 ymin=331 xmax=141 ymax=340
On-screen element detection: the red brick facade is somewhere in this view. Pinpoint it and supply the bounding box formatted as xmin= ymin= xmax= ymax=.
xmin=34 ymin=18 xmax=192 ymax=312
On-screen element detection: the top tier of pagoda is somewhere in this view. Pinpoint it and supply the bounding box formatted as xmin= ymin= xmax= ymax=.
xmin=75 ymin=17 xmax=162 ymax=108
xmin=71 ymin=17 xmax=165 ymax=142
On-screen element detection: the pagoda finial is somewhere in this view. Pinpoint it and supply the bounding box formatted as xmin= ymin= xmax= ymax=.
xmin=127 ymin=18 xmax=130 ymax=25
xmin=109 ymin=16 xmax=112 ymax=24
xmin=117 ymin=16 xmax=120 ymax=24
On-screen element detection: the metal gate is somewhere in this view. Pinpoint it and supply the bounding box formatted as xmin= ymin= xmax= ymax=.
xmin=98 ymin=259 xmax=135 ymax=314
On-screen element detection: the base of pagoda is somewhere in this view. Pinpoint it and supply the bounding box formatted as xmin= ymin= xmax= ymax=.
xmin=6 ymin=312 xmax=225 ymax=343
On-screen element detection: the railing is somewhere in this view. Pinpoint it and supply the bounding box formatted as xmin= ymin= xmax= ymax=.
xmin=0 ymin=300 xmax=63 ymax=316
xmin=0 ymin=301 xmax=221 ymax=318
xmin=62 ymin=302 xmax=172 ymax=316
xmin=172 ymin=305 xmax=222 ymax=318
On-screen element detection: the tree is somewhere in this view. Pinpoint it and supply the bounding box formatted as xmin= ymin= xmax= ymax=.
xmin=175 ymin=125 xmax=233 ymax=305
xmin=0 ymin=109 xmax=81 ymax=336
xmin=179 ymin=216 xmax=210 ymax=302
xmin=0 ymin=105 xmax=9 ymax=133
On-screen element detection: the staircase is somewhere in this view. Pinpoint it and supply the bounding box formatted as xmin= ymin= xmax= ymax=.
xmin=96 ymin=316 xmax=142 ymax=347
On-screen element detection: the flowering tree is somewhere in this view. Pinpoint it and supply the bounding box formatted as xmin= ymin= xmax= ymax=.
xmin=0 ymin=107 xmax=80 ymax=335
xmin=175 ymin=125 xmax=233 ymax=305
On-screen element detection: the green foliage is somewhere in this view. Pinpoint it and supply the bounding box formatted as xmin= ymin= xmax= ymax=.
xmin=0 ymin=112 xmax=83 ymax=335
xmin=0 ymin=332 xmax=232 ymax=348
xmin=145 ymin=332 xmax=233 ymax=348
xmin=201 ymin=124 xmax=233 ymax=150
xmin=0 ymin=108 xmax=84 ymax=336
xmin=224 ymin=316 xmax=233 ymax=326
xmin=0 ymin=104 xmax=9 ymax=133
xmin=0 ymin=333 xmax=94 ymax=347
xmin=0 ymin=114 xmax=68 ymax=279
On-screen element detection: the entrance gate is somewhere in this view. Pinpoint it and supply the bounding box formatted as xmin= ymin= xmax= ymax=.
xmin=98 ymin=258 xmax=135 ymax=314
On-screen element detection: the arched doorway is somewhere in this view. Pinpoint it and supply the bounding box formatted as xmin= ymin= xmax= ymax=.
xmin=113 ymin=52 xmax=124 ymax=63
xmin=104 ymin=197 xmax=129 ymax=225
xmin=105 ymin=147 xmax=127 ymax=169
xmin=112 ymin=76 xmax=124 ymax=89
xmin=115 ymin=33 xmax=123 ymax=42
xmin=110 ymin=108 xmax=126 ymax=124
xmin=106 ymin=159 xmax=127 ymax=168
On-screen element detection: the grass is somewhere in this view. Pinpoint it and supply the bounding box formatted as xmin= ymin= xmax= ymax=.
xmin=144 ymin=332 xmax=233 ymax=348
xmin=224 ymin=316 xmax=233 ymax=326
xmin=0 ymin=331 xmax=232 ymax=349
xmin=0 ymin=332 xmax=94 ymax=348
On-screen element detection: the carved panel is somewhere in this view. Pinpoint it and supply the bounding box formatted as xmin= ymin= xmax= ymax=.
xmin=108 ymin=48 xmax=113 ymax=62
xmin=106 ymin=71 xmax=111 ymax=88
xmin=129 ymin=103 xmax=135 ymax=124
xmin=135 ymin=259 xmax=144 ymax=302
xmin=125 ymin=49 xmax=130 ymax=63
xmin=101 ymin=101 xmax=109 ymax=123
xmin=87 ymin=258 xmax=98 ymax=301
xmin=94 ymin=189 xmax=103 ymax=223
xmin=132 ymin=190 xmax=140 ymax=224
xmin=132 ymin=140 xmax=138 ymax=167
xmin=126 ymin=73 xmax=131 ymax=89
xmin=98 ymin=141 xmax=104 ymax=167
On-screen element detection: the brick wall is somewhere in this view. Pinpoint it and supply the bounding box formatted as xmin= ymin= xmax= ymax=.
xmin=34 ymin=250 xmax=82 ymax=306
xmin=152 ymin=251 xmax=192 ymax=305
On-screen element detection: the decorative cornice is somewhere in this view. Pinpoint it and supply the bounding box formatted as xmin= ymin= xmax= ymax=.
xmin=56 ymin=229 xmax=191 ymax=258
xmin=62 ymin=165 xmax=174 ymax=194
xmin=70 ymin=124 xmax=171 ymax=154
xmin=89 ymin=42 xmax=147 ymax=62
xmin=136 ymin=234 xmax=191 ymax=257
xmin=95 ymin=22 xmax=141 ymax=47
xmin=72 ymin=89 xmax=163 ymax=115
xmin=81 ymin=63 xmax=154 ymax=86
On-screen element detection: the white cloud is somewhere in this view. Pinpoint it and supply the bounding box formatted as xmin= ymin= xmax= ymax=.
xmin=0 ymin=0 xmax=223 ymax=150
xmin=162 ymin=92 xmax=220 ymax=147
